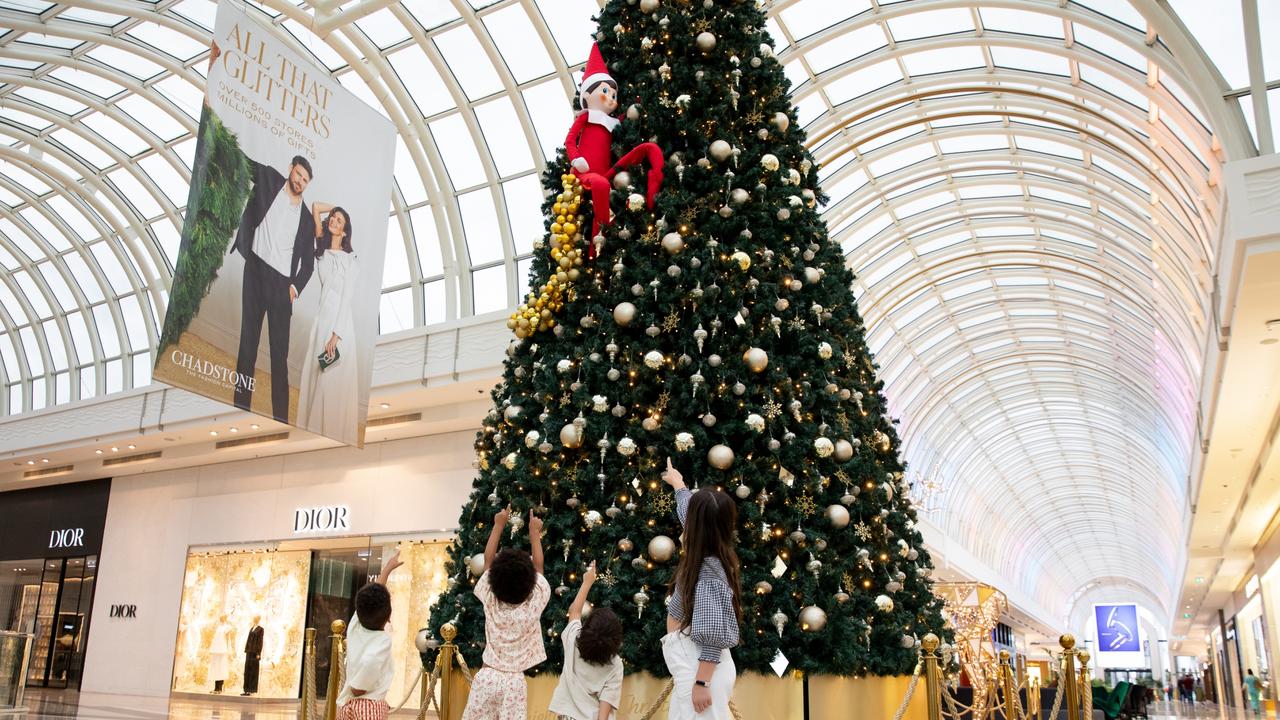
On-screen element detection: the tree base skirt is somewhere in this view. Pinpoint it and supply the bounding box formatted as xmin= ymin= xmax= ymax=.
xmin=441 ymin=670 xmax=924 ymax=720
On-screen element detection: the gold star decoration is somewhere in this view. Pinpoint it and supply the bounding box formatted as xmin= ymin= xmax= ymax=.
xmin=655 ymin=391 xmax=671 ymax=413
xmin=788 ymin=317 xmax=806 ymax=331
xmin=640 ymin=455 xmax=660 ymax=472
xmin=843 ymin=350 xmax=857 ymax=370
xmin=679 ymin=206 xmax=698 ymax=226
xmin=854 ymin=522 xmax=873 ymax=542
xmin=746 ymin=110 xmax=765 ymax=126
xmin=651 ymin=491 xmax=674 ymax=515
xmin=600 ymin=569 xmax=618 ymax=587
xmin=794 ymin=493 xmax=817 ymax=516
xmin=836 ymin=470 xmax=853 ymax=489
xmin=662 ymin=311 xmax=681 ymax=332
xmin=560 ymin=392 xmax=573 ymax=407
xmin=763 ymin=400 xmax=782 ymax=420
xmin=779 ymin=254 xmax=793 ymax=268
xmin=691 ymin=18 xmax=711 ymax=33
xmin=641 ymin=225 xmax=659 ymax=244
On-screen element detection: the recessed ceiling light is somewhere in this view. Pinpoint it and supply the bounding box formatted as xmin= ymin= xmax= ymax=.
xmin=127 ymin=444 xmax=136 ymax=450
xmin=26 ymin=460 xmax=34 ymax=465
xmin=229 ymin=427 xmax=238 ymax=433
xmin=95 ymin=449 xmax=103 ymax=455
xmin=250 ymin=424 xmax=260 ymax=430
xmin=380 ymin=402 xmax=390 ymax=409
xmin=210 ymin=431 xmax=218 ymax=437
xmin=41 ymin=458 xmax=48 ymax=463
xmin=111 ymin=446 xmax=119 ymax=452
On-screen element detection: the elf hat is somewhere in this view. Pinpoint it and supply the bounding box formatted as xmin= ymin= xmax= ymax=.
xmin=579 ymin=43 xmax=613 ymax=94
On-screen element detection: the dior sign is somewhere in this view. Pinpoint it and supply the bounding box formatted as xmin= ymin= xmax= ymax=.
xmin=293 ymin=505 xmax=350 ymax=533
xmin=49 ymin=528 xmax=85 ymax=549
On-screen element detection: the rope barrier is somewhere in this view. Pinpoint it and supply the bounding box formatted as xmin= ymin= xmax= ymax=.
xmin=415 ymin=664 xmax=442 ymax=720
xmin=893 ymin=664 xmax=923 ymax=720
xmin=454 ymin=651 xmax=476 ymax=684
xmin=637 ymin=679 xmax=675 ymax=720
xmin=1080 ymin=678 xmax=1092 ymax=720
xmin=389 ymin=664 xmax=424 ymax=714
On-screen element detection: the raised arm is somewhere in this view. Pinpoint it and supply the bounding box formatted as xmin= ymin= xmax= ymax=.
xmin=376 ymin=547 xmax=403 ymax=585
xmin=569 ymin=561 xmax=597 ymax=622
xmin=661 ymin=457 xmax=692 ymax=526
xmin=529 ymin=510 xmax=545 ymax=575
xmin=311 ymin=201 xmax=334 ymax=240
xmin=485 ymin=506 xmax=510 ymax=571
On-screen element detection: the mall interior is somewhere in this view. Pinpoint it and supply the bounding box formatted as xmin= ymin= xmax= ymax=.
xmin=0 ymin=0 xmax=1278 ymax=718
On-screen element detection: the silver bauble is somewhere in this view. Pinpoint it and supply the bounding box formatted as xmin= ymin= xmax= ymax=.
xmin=607 ymin=368 xmax=621 ymax=381
xmin=524 ymin=430 xmax=541 ymax=448
xmin=800 ymin=605 xmax=827 ymax=632
xmin=618 ymin=537 xmax=635 ymax=553
xmin=648 ymin=535 xmax=676 ymax=562
xmin=835 ymin=439 xmax=854 ymax=462
xmin=901 ymin=634 xmax=917 ymax=648
xmin=504 ymin=405 xmax=523 ymax=421
xmin=415 ymin=628 xmax=433 ymax=653
xmin=708 ymin=354 xmax=722 ymax=367
xmin=612 ymin=171 xmax=632 ymax=190
xmin=709 ymin=139 xmax=732 ymax=162
xmin=702 ymin=413 xmax=717 ymax=427
xmin=468 ymin=553 xmax=486 ymax=577
xmin=644 ymin=350 xmax=665 ymax=369
xmin=730 ymin=188 xmax=750 ymax=206
xmin=583 ymin=509 xmax=603 ymax=529
xmin=735 ymin=484 xmax=752 ymax=499
xmin=773 ymin=111 xmax=791 ymax=132
xmin=708 ymin=444 xmax=735 ymax=469
xmin=661 ymin=232 xmax=685 ymax=254
xmin=696 ymin=31 xmax=717 ymax=52
xmin=875 ymin=595 xmax=894 ymax=612
xmin=642 ymin=416 xmax=660 ymax=431
xmin=639 ymin=0 xmax=659 ymax=13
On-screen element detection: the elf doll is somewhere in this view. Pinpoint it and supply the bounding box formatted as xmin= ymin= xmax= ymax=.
xmin=565 ymin=43 xmax=664 ymax=256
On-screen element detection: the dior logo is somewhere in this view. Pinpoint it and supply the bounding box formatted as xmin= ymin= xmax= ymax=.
xmin=110 ymin=604 xmax=137 ymax=619
xmin=49 ymin=528 xmax=85 ymax=549
xmin=293 ymin=505 xmax=349 ymax=533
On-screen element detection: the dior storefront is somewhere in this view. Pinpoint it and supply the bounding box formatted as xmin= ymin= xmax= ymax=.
xmin=0 ymin=478 xmax=111 ymax=692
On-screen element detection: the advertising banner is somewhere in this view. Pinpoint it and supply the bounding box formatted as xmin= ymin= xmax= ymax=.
xmin=1095 ymin=604 xmax=1141 ymax=652
xmin=155 ymin=1 xmax=395 ymax=446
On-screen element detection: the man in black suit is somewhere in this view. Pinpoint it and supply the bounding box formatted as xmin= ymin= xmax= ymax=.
xmin=241 ymin=616 xmax=264 ymax=696
xmin=230 ymin=155 xmax=316 ymax=422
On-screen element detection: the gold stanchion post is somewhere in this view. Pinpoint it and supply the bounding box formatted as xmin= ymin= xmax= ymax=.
xmin=438 ymin=623 xmax=458 ymax=720
xmin=324 ymin=619 xmax=346 ymax=720
xmin=301 ymin=628 xmax=317 ymax=720
xmin=923 ymin=633 xmax=943 ymax=720
xmin=1078 ymin=650 xmax=1092 ymax=720
xmin=1061 ymin=634 xmax=1080 ymax=720
xmin=1001 ymin=650 xmax=1018 ymax=720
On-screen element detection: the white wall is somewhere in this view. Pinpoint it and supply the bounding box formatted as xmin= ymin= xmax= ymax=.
xmin=80 ymin=429 xmax=476 ymax=698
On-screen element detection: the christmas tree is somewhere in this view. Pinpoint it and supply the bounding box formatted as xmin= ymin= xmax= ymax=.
xmin=426 ymin=0 xmax=949 ymax=677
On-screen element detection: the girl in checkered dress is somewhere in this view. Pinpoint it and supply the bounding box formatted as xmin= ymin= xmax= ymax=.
xmin=661 ymin=459 xmax=742 ymax=720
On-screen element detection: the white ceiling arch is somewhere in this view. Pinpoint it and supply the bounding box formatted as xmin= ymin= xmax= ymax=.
xmin=0 ymin=0 xmax=1274 ymax=625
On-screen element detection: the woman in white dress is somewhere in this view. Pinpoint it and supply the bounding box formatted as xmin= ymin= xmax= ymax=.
xmin=299 ymin=203 xmax=359 ymax=445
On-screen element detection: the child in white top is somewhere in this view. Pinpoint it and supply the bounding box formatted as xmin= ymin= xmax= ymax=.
xmin=549 ymin=561 xmax=624 ymax=720
xmin=337 ymin=548 xmax=403 ymax=720
xmin=461 ymin=506 xmax=551 ymax=720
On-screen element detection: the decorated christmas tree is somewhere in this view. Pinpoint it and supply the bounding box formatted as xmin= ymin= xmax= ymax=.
xmin=426 ymin=0 xmax=949 ymax=677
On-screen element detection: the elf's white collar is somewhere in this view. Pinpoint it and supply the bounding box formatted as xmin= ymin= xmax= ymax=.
xmin=585 ymin=109 xmax=620 ymax=132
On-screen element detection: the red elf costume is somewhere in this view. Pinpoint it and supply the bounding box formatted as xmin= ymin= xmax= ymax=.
xmin=565 ymin=43 xmax=664 ymax=255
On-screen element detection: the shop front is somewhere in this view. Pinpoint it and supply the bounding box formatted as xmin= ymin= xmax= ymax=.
xmin=170 ymin=535 xmax=451 ymax=703
xmin=0 ymin=478 xmax=110 ymax=692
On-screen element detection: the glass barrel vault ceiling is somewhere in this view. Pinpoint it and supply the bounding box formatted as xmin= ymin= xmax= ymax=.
xmin=0 ymin=0 xmax=1273 ymax=623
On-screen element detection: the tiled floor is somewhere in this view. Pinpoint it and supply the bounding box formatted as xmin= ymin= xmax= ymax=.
xmin=7 ymin=690 xmax=1273 ymax=719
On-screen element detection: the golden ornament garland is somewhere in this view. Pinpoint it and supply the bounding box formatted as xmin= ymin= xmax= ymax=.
xmin=508 ymin=174 xmax=586 ymax=338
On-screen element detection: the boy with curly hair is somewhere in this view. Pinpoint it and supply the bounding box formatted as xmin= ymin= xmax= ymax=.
xmin=462 ymin=506 xmax=550 ymax=720
xmin=336 ymin=548 xmax=404 ymax=720
xmin=549 ymin=560 xmax=624 ymax=720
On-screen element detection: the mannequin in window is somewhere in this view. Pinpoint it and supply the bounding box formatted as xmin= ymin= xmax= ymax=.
xmin=242 ymin=615 xmax=264 ymax=696
xmin=210 ymin=614 xmax=233 ymax=693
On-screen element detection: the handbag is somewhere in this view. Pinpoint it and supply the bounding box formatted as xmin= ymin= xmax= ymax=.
xmin=318 ymin=345 xmax=340 ymax=371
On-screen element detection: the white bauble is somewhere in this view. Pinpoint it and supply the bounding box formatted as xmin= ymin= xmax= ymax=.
xmin=826 ymin=504 xmax=850 ymax=529
xmin=560 ymin=423 xmax=584 ymax=449
xmin=730 ymin=188 xmax=750 ymax=206
xmin=835 ymin=439 xmax=854 ymax=462
xmin=814 ymin=437 xmax=835 ymax=457
xmin=613 ymin=302 xmax=637 ymax=326
xmin=709 ymin=139 xmax=732 ymax=162
xmin=503 ymin=404 xmax=522 ymax=421
xmin=501 ymin=452 xmax=517 ymax=470
xmin=627 ymin=193 xmax=645 ymax=211
xmin=617 ymin=437 xmax=637 ymax=456
xmin=708 ymin=444 xmax=735 ymax=469
xmin=800 ymin=605 xmax=827 ymax=632
xmin=804 ymin=266 xmax=823 ymax=285
xmin=640 ymin=0 xmax=659 ymax=13
xmin=901 ymin=634 xmax=917 ymax=648
xmin=746 ymin=413 xmax=766 ymax=432
xmin=761 ymin=153 xmax=780 ymax=172
xmin=557 ymin=358 xmax=573 ymax=374
xmin=773 ymin=111 xmax=791 ymax=132
xmin=817 ymin=341 xmax=833 ymax=359
xmin=583 ymin=509 xmax=603 ymax=529
xmin=696 ymin=31 xmax=717 ymax=52
xmin=524 ymin=430 xmax=541 ymax=448
xmin=644 ymin=350 xmax=665 ymax=369
xmin=593 ymin=395 xmax=609 ymax=412
xmin=468 ymin=553 xmax=486 ymax=577
xmin=662 ymin=232 xmax=685 ymax=254
xmin=875 ymin=595 xmax=895 ymax=613
xmin=675 ymin=432 xmax=695 ymax=452
xmin=743 ymin=347 xmax=769 ymax=373
xmin=612 ymin=171 xmax=632 ymax=190
xmin=735 ymin=484 xmax=752 ymax=499
xmin=648 ymin=535 xmax=676 ymax=562
xmin=415 ymin=628 xmax=434 ymax=653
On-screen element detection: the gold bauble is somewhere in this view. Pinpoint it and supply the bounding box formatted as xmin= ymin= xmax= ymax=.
xmin=731 ymin=250 xmax=751 ymax=270
xmin=648 ymin=535 xmax=676 ymax=562
xmin=613 ymin=301 xmax=638 ymax=326
xmin=559 ymin=422 xmax=584 ymax=448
